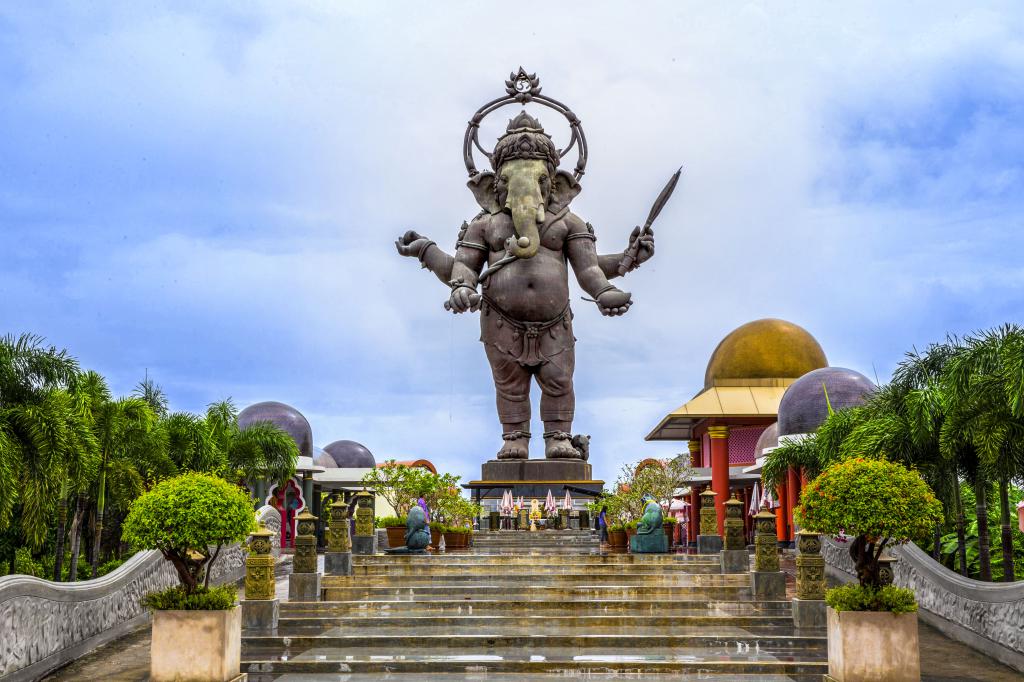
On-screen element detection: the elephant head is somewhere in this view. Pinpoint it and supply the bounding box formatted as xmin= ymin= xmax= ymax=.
xmin=467 ymin=112 xmax=581 ymax=259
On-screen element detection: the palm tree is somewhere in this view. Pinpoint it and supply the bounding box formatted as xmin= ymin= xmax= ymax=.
xmin=0 ymin=334 xmax=94 ymax=576
xmin=943 ymin=325 xmax=1024 ymax=582
xmin=89 ymin=387 xmax=158 ymax=578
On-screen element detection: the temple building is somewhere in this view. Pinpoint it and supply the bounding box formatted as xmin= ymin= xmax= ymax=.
xmin=645 ymin=319 xmax=828 ymax=545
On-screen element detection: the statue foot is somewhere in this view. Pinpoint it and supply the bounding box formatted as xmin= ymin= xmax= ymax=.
xmin=497 ymin=431 xmax=529 ymax=460
xmin=544 ymin=431 xmax=581 ymax=459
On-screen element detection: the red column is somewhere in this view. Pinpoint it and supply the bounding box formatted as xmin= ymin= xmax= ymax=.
xmin=776 ymin=481 xmax=788 ymax=542
xmin=786 ymin=466 xmax=800 ymax=542
xmin=708 ymin=425 xmax=730 ymax=535
xmin=687 ymin=439 xmax=701 ymax=545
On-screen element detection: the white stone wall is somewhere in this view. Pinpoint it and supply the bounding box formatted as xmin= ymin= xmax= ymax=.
xmin=0 ymin=505 xmax=281 ymax=682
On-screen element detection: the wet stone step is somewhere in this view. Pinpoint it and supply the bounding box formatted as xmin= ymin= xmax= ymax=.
xmin=320 ymin=585 xmax=754 ymax=601
xmin=243 ymin=633 xmax=825 ymax=651
xmin=244 ymin=673 xmax=822 ymax=682
xmin=321 ymin=573 xmax=750 ymax=586
xmin=279 ymin=599 xmax=794 ymax=616
xmin=269 ymin=615 xmax=801 ymax=631
xmin=240 ymin=652 xmax=828 ymax=677
xmin=349 ymin=564 xmax=724 ymax=575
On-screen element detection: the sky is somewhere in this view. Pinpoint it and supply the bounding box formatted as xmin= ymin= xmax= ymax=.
xmin=2 ymin=2 xmax=1024 ymax=486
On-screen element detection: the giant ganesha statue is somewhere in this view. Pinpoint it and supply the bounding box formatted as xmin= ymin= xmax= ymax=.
xmin=396 ymin=69 xmax=678 ymax=463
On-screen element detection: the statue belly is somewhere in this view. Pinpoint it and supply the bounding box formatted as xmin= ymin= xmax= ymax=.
xmin=484 ymin=252 xmax=569 ymax=322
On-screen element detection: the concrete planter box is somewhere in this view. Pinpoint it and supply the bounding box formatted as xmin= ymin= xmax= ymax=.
xmin=151 ymin=607 xmax=241 ymax=682
xmin=827 ymin=607 xmax=920 ymax=681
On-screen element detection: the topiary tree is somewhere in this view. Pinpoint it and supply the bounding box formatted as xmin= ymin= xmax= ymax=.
xmin=796 ymin=458 xmax=943 ymax=589
xmin=123 ymin=472 xmax=256 ymax=594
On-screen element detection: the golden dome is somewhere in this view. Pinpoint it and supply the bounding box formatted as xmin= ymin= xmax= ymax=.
xmin=703 ymin=319 xmax=827 ymax=389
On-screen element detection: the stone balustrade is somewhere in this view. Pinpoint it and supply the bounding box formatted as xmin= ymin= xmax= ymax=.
xmin=0 ymin=505 xmax=281 ymax=682
xmin=821 ymin=536 xmax=1024 ymax=673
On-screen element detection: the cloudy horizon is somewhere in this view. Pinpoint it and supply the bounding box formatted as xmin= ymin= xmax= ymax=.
xmin=3 ymin=2 xmax=1023 ymax=485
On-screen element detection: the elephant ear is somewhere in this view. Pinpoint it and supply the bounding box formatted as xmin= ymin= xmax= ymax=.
xmin=549 ymin=170 xmax=581 ymax=211
xmin=466 ymin=171 xmax=501 ymax=214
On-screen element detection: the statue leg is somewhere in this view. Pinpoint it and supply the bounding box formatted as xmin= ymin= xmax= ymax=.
xmin=537 ymin=349 xmax=579 ymax=459
xmin=485 ymin=344 xmax=531 ymax=460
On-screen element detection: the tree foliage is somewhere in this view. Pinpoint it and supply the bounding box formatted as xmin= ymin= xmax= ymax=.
xmin=122 ymin=473 xmax=255 ymax=593
xmin=796 ymin=458 xmax=942 ymax=588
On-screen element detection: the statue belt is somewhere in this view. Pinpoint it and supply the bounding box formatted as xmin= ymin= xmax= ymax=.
xmin=481 ymin=295 xmax=571 ymax=366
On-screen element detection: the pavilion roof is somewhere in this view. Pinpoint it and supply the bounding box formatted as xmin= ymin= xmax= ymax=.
xmin=645 ymin=383 xmax=791 ymax=441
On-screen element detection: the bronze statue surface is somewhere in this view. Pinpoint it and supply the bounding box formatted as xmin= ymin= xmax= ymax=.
xmin=397 ymin=69 xmax=676 ymax=464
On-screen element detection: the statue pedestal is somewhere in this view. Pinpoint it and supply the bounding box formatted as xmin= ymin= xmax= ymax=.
xmin=241 ymin=598 xmax=279 ymax=631
xmin=720 ymin=549 xmax=749 ymax=573
xmin=697 ymin=534 xmax=722 ymax=554
xmin=324 ymin=551 xmax=352 ymax=576
xmin=467 ymin=459 xmax=604 ymax=509
xmin=481 ymin=458 xmax=592 ymax=481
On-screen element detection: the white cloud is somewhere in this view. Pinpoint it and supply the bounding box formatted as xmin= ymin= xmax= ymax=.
xmin=2 ymin=2 xmax=1024 ymax=484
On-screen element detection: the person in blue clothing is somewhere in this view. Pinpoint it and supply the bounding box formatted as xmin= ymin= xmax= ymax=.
xmin=598 ymin=504 xmax=609 ymax=546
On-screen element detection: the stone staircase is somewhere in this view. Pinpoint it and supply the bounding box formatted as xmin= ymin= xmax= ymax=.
xmin=242 ymin=530 xmax=827 ymax=679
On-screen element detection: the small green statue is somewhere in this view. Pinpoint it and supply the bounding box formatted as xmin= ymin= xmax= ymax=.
xmin=385 ymin=505 xmax=430 ymax=554
xmin=630 ymin=494 xmax=668 ymax=553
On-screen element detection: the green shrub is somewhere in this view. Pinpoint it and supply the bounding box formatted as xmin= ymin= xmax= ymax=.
xmin=429 ymin=521 xmax=447 ymax=533
xmin=609 ymin=523 xmax=625 ymax=532
xmin=825 ymin=583 xmax=917 ymax=614
xmin=123 ymin=473 xmax=255 ymax=594
xmin=377 ymin=516 xmax=406 ymax=528
xmin=446 ymin=525 xmax=471 ymax=534
xmin=796 ymin=458 xmax=942 ymax=589
xmin=142 ymin=584 xmax=237 ymax=611
xmin=624 ymin=520 xmax=638 ymax=531
xmin=663 ymin=516 xmax=678 ymax=524
xmin=96 ymin=558 xmax=126 ymax=577
xmin=13 ymin=547 xmax=45 ymax=578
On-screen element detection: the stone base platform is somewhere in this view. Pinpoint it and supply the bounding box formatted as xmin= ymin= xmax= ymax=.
xmin=480 ymin=458 xmax=592 ymax=482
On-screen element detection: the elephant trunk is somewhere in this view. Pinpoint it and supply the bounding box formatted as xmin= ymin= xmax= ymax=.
xmin=506 ymin=172 xmax=545 ymax=259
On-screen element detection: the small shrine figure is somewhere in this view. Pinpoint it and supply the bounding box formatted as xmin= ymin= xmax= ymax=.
xmin=630 ymin=494 xmax=669 ymax=553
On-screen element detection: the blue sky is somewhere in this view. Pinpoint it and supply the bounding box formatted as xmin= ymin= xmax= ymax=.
xmin=2 ymin=3 xmax=1024 ymax=485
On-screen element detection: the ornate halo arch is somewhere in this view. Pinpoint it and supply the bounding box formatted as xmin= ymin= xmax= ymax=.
xmin=463 ymin=68 xmax=588 ymax=180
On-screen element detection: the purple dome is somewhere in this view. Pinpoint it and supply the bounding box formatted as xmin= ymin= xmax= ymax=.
xmin=777 ymin=368 xmax=875 ymax=437
xmin=238 ymin=401 xmax=313 ymax=458
xmin=312 ymin=445 xmax=335 ymax=469
xmin=754 ymin=422 xmax=778 ymax=457
xmin=323 ymin=440 xmax=375 ymax=468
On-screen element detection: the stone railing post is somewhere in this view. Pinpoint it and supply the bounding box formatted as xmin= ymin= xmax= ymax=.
xmin=352 ymin=490 xmax=377 ymax=554
xmin=793 ymin=529 xmax=826 ymax=628
xmin=241 ymin=522 xmax=278 ymax=629
xmin=518 ymin=507 xmax=528 ymax=531
xmin=697 ymin=489 xmax=722 ymax=554
xmin=752 ymin=509 xmax=785 ymax=599
xmin=288 ymin=510 xmax=321 ymax=601
xmin=325 ymin=498 xmax=352 ymax=576
xmin=721 ymin=494 xmax=749 ymax=573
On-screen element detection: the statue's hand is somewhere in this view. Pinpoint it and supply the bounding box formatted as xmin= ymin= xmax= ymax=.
xmin=596 ymin=287 xmax=632 ymax=317
xmin=627 ymin=226 xmax=655 ymax=267
xmin=395 ymin=230 xmax=432 ymax=258
xmin=448 ymin=285 xmax=481 ymax=314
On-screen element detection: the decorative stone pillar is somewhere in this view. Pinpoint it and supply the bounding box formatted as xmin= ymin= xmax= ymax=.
xmin=785 ymin=466 xmax=799 ymax=544
xmin=324 ymin=498 xmax=352 ymax=576
xmin=351 ymin=489 xmax=377 ymax=554
xmin=489 ymin=510 xmax=500 ymax=531
xmin=241 ymin=523 xmax=278 ymax=630
xmin=720 ymin=494 xmax=749 ymax=573
xmin=751 ymin=509 xmax=785 ymax=599
xmin=288 ymin=510 xmax=321 ymax=601
xmin=687 ymin=440 xmax=701 ymax=545
xmin=878 ymin=555 xmax=897 ymax=586
xmin=518 ymin=507 xmax=528 ymax=531
xmin=559 ymin=508 xmax=570 ymax=530
xmin=696 ymin=489 xmax=722 ymax=554
xmin=707 ymin=425 xmax=730 ymax=534
xmin=793 ymin=529 xmax=826 ymax=628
